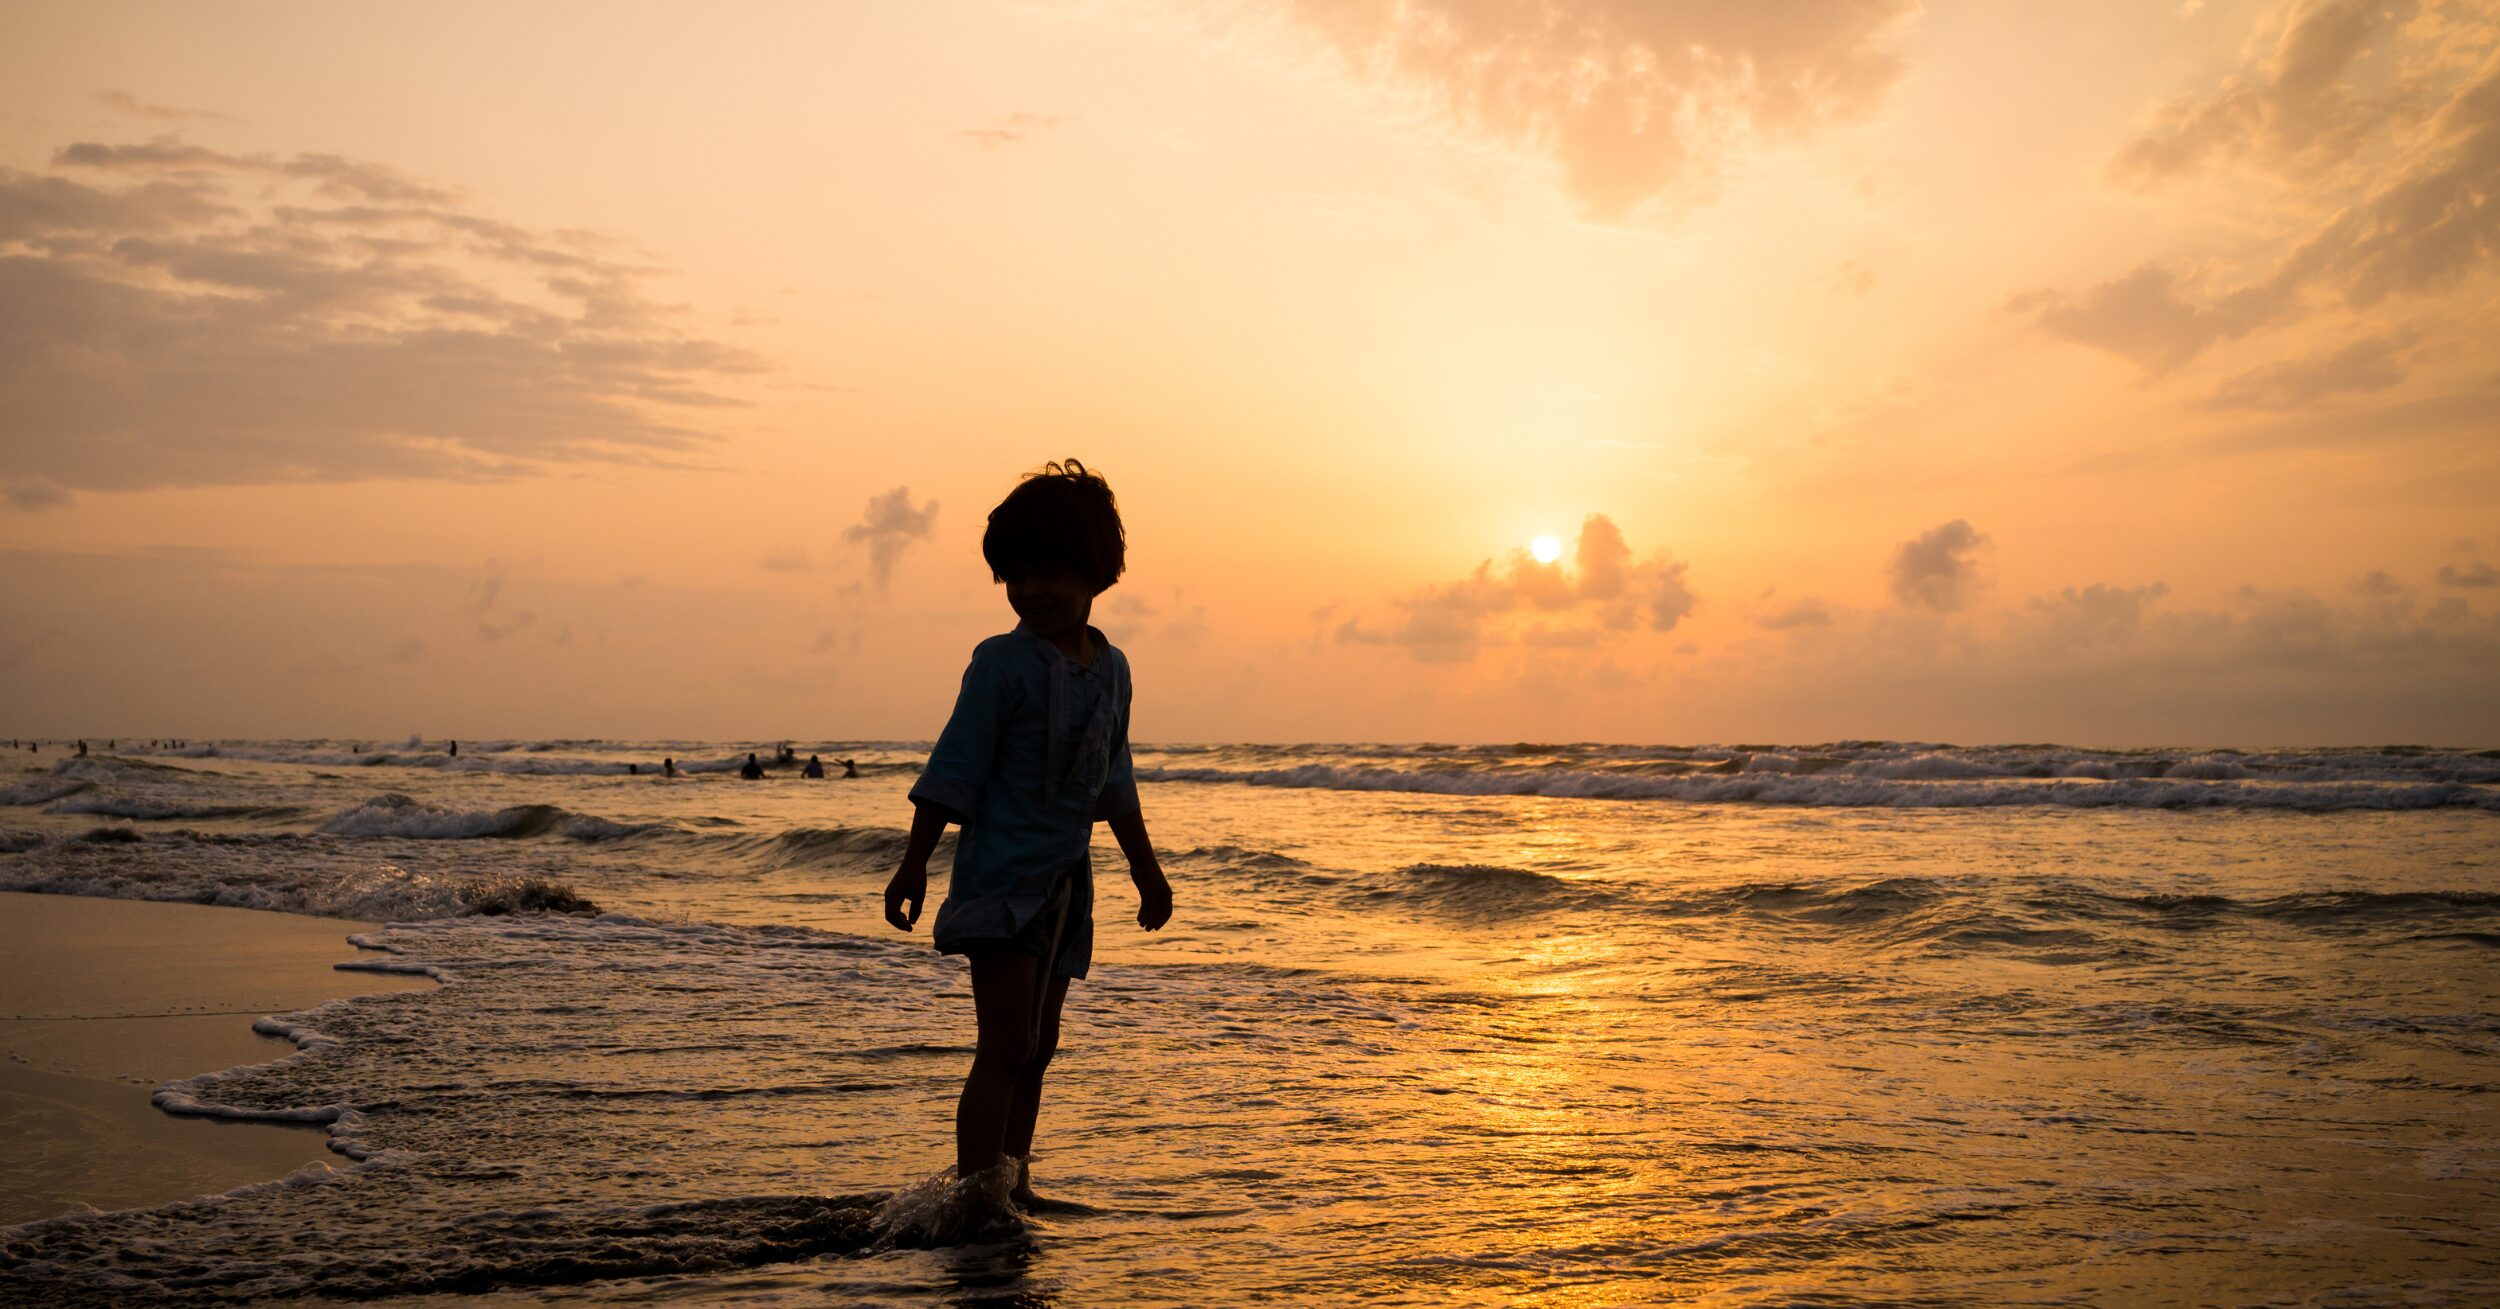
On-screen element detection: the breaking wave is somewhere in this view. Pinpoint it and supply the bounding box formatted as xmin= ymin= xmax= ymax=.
xmin=1365 ymin=863 xmax=1617 ymax=919
xmin=43 ymin=795 xmax=311 ymax=822
xmin=1135 ymin=763 xmax=2500 ymax=811
xmin=0 ymin=855 xmax=598 ymax=922
xmin=315 ymin=794 xmax=674 ymax=842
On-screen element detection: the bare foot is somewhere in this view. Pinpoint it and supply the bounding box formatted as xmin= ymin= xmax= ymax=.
xmin=1009 ymin=1156 xmax=1042 ymax=1209
xmin=1007 ymin=1162 xmax=1096 ymax=1214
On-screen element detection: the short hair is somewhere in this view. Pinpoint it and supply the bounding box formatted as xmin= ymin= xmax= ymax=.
xmin=981 ymin=458 xmax=1125 ymax=593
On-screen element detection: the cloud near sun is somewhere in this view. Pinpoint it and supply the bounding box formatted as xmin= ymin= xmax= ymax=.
xmin=0 ymin=137 xmax=764 ymax=503
xmin=1337 ymin=515 xmax=1695 ymax=662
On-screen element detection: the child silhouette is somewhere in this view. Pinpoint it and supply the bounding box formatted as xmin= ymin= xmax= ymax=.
xmin=885 ymin=459 xmax=1172 ymax=1217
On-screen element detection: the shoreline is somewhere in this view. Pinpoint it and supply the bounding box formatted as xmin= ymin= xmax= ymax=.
xmin=0 ymin=891 xmax=435 ymax=1227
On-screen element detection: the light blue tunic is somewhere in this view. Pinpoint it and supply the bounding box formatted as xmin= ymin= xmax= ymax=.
xmin=908 ymin=624 xmax=1138 ymax=978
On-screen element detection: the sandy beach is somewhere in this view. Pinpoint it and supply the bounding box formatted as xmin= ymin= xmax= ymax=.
xmin=0 ymin=892 xmax=433 ymax=1227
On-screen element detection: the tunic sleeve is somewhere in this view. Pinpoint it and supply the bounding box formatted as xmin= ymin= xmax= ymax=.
xmin=910 ymin=645 xmax=1012 ymax=823
xmin=1091 ymin=657 xmax=1141 ymax=821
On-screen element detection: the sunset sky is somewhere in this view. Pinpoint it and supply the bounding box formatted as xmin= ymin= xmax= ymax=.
xmin=3 ymin=0 xmax=2495 ymax=745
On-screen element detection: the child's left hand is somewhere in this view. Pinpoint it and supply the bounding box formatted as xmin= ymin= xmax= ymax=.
xmin=1133 ymin=866 xmax=1172 ymax=931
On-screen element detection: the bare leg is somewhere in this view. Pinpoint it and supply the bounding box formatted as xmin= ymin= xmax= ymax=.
xmin=1004 ymin=975 xmax=1070 ymax=1204
xmin=956 ymin=951 xmax=1042 ymax=1181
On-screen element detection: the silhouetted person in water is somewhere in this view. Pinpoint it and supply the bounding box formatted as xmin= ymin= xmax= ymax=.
xmin=885 ymin=458 xmax=1170 ymax=1215
xmin=663 ymin=757 xmax=678 ymax=779
xmin=628 ymin=763 xmax=641 ymax=776
xmin=841 ymin=758 xmax=861 ymax=779
xmin=76 ymin=740 xmax=87 ymax=757
xmin=448 ymin=740 xmax=459 ymax=757
xmin=777 ymin=742 xmax=797 ymax=765
xmin=802 ymin=755 xmax=826 ymax=779
xmin=740 ymin=753 xmax=765 ymax=780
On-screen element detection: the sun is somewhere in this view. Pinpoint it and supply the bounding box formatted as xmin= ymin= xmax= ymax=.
xmin=1530 ymin=535 xmax=1562 ymax=564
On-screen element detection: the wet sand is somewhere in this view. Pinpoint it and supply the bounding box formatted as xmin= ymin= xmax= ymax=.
xmin=0 ymin=892 xmax=433 ymax=1227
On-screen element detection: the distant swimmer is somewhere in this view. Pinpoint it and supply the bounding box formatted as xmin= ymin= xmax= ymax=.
xmin=739 ymin=752 xmax=765 ymax=780
xmin=776 ymin=742 xmax=797 ymax=765
xmin=663 ymin=757 xmax=678 ymax=779
xmin=628 ymin=763 xmax=641 ymax=776
xmin=802 ymin=755 xmax=826 ymax=779
xmin=448 ymin=740 xmax=459 ymax=757
xmin=76 ymin=740 xmax=88 ymax=757
xmin=840 ymin=758 xmax=860 ymax=779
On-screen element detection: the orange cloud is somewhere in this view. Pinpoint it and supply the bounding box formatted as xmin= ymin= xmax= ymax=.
xmin=842 ymin=486 xmax=940 ymax=589
xmin=0 ymin=136 xmax=764 ymax=492
xmin=2019 ymin=5 xmax=2500 ymax=373
xmin=1274 ymin=0 xmax=1917 ymax=218
xmin=955 ymin=112 xmax=1072 ymax=149
xmin=1889 ymin=520 xmax=1989 ymax=613
xmin=95 ymin=90 xmax=239 ymax=125
xmin=1338 ymin=514 xmax=1693 ymax=661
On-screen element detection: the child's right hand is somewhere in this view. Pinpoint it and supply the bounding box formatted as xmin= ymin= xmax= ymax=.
xmin=884 ymin=864 xmax=927 ymax=931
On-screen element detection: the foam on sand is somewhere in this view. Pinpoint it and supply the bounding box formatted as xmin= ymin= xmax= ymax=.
xmin=0 ymin=893 xmax=433 ymax=1227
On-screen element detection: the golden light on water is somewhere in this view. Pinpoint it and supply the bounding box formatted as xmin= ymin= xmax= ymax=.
xmin=1530 ymin=536 xmax=1563 ymax=565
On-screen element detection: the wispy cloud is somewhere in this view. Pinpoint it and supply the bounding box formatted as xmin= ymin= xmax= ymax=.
xmin=2207 ymin=329 xmax=2415 ymax=409
xmin=95 ymin=89 xmax=239 ymax=124
xmin=2439 ymin=560 xmax=2499 ymax=588
xmin=1737 ymin=571 xmax=2498 ymax=742
xmin=956 ymin=112 xmax=1072 ymax=150
xmin=2014 ymin=8 xmax=2500 ymax=374
xmin=2110 ymin=0 xmax=2424 ymax=186
xmin=1755 ymin=597 xmax=1834 ymax=630
xmin=1270 ymin=0 xmax=1919 ymax=220
xmin=0 ymin=134 xmax=766 ymax=493
xmin=4 ymin=477 xmax=73 ymax=512
xmin=843 ymin=486 xmax=939 ymax=588
xmin=465 ymin=573 xmax=537 ymax=642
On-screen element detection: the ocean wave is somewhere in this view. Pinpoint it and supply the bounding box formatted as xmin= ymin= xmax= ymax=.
xmin=1632 ymin=879 xmax=2500 ymax=952
xmin=0 ymin=757 xmax=147 ymax=805
xmin=42 ymin=795 xmax=311 ymax=822
xmin=1175 ymin=843 xmax=1313 ymax=872
xmin=0 ymin=860 xmax=597 ymax=922
xmin=1140 ymin=743 xmax=2500 ymax=788
xmin=315 ymin=795 xmax=674 ymax=841
xmin=1134 ymin=764 xmax=2500 ymax=812
xmin=0 ymin=777 xmax=90 ymax=806
xmin=744 ymin=825 xmax=914 ymax=871
xmin=2100 ymin=887 xmax=2500 ymax=923
xmin=1362 ymin=862 xmax=1616 ymax=919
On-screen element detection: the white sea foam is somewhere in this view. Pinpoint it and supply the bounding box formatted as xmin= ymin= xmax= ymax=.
xmin=871 ymin=1162 xmax=1028 ymax=1249
xmin=317 ymin=794 xmax=539 ymax=839
xmin=0 ymin=777 xmax=90 ymax=805
xmin=42 ymin=794 xmax=302 ymax=821
xmin=1133 ymin=763 xmax=2500 ymax=811
xmin=0 ymin=855 xmax=589 ymax=922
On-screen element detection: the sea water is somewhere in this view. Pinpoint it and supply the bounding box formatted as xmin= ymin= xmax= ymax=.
xmin=1 ymin=740 xmax=2495 ymax=1305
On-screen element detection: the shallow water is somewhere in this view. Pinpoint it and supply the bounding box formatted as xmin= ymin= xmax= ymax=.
xmin=2 ymin=740 xmax=2496 ymax=1304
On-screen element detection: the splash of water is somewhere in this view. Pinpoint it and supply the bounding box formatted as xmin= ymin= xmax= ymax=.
xmin=872 ymin=1160 xmax=1030 ymax=1249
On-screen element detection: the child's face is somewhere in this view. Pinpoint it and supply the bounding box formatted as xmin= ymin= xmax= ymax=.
xmin=1004 ymin=567 xmax=1094 ymax=635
